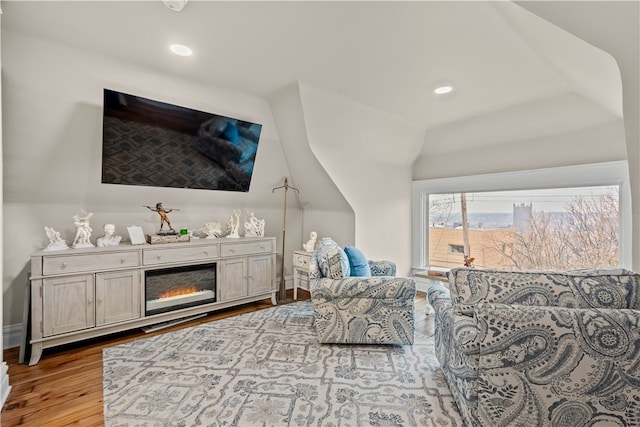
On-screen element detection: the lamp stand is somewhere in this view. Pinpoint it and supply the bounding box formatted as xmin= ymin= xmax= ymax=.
xmin=272 ymin=177 xmax=299 ymax=303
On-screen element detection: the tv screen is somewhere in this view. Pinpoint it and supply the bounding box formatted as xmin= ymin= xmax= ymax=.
xmin=101 ymin=89 xmax=262 ymax=192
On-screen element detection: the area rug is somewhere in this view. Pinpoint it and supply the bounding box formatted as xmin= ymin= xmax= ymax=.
xmin=103 ymin=301 xmax=462 ymax=426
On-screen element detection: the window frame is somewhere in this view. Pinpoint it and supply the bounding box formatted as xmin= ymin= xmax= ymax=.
xmin=412 ymin=161 xmax=632 ymax=271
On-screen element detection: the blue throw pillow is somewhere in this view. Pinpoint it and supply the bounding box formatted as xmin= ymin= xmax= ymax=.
xmin=344 ymin=246 xmax=371 ymax=277
xmin=223 ymin=122 xmax=239 ymax=144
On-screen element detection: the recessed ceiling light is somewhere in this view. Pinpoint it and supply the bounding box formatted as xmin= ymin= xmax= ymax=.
xmin=169 ymin=44 xmax=192 ymax=56
xmin=163 ymin=0 xmax=188 ymax=12
xmin=434 ymin=86 xmax=453 ymax=95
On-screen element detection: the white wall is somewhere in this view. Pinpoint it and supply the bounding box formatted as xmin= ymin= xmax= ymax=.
xmin=298 ymin=84 xmax=423 ymax=275
xmin=0 ymin=6 xmax=12 ymax=409
xmin=268 ymin=84 xmax=354 ymax=254
xmin=2 ymin=30 xmax=300 ymax=328
xmin=414 ymin=120 xmax=627 ymax=180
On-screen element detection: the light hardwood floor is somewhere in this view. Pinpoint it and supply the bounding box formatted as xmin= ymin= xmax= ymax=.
xmin=1 ymin=290 xmax=434 ymax=426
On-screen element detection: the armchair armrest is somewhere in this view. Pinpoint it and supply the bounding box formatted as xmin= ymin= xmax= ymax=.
xmin=309 ymin=276 xmax=416 ymax=345
xmin=428 ymin=284 xmax=482 ymax=354
xmin=427 ymin=284 xmax=451 ymax=311
xmin=473 ymin=303 xmax=640 ymax=426
xmin=368 ymin=260 xmax=396 ymax=276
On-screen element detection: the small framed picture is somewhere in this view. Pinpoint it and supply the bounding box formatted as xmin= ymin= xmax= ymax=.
xmin=127 ymin=225 xmax=146 ymax=245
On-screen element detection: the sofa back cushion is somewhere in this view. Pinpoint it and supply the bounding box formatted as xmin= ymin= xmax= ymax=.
xmin=449 ymin=267 xmax=640 ymax=315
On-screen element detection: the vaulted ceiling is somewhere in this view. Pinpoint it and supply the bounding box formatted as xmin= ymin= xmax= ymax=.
xmin=2 ymin=1 xmax=636 ymax=159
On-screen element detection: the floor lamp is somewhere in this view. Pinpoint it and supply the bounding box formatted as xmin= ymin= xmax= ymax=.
xmin=272 ymin=177 xmax=299 ymax=302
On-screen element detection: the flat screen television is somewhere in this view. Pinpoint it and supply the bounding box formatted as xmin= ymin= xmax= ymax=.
xmin=101 ymin=89 xmax=262 ymax=192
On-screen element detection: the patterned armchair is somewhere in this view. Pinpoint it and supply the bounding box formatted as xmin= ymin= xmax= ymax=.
xmin=309 ymin=238 xmax=416 ymax=345
xmin=428 ymin=267 xmax=640 ymax=427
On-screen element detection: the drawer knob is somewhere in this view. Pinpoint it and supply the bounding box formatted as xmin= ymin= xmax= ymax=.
xmin=120 ymin=257 xmax=126 ymax=263
xmin=61 ymin=262 xmax=68 ymax=269
xmin=157 ymin=255 xmax=162 ymax=260
xmin=204 ymin=251 xmax=209 ymax=256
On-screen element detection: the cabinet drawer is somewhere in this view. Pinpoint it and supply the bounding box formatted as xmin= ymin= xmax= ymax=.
xmin=293 ymin=252 xmax=312 ymax=269
xmin=144 ymin=245 xmax=219 ymax=265
xmin=221 ymin=240 xmax=273 ymax=257
xmin=43 ymin=251 xmax=140 ymax=275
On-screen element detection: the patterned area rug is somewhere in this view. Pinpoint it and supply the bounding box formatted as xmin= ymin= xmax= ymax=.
xmin=103 ymin=301 xmax=462 ymax=426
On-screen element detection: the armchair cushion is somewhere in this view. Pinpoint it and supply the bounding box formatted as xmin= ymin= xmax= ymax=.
xmin=344 ymin=246 xmax=371 ymax=277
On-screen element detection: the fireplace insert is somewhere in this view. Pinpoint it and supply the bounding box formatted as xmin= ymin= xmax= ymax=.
xmin=145 ymin=263 xmax=216 ymax=316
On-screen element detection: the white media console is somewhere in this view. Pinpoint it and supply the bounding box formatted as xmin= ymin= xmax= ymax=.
xmin=25 ymin=236 xmax=276 ymax=365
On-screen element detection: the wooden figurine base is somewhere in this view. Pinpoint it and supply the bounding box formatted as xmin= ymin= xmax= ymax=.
xmin=145 ymin=234 xmax=190 ymax=244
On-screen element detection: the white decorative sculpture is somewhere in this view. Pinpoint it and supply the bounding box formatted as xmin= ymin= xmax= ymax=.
xmin=244 ymin=211 xmax=265 ymax=237
xmin=44 ymin=226 xmax=69 ymax=251
xmin=202 ymin=221 xmax=223 ymax=239
xmin=72 ymin=210 xmax=94 ymax=248
xmin=96 ymin=224 xmax=122 ymax=247
xmin=303 ymin=231 xmax=318 ymax=252
xmin=226 ymin=209 xmax=241 ymax=238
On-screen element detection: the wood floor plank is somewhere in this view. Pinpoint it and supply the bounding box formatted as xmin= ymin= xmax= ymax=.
xmin=1 ymin=290 xmax=433 ymax=426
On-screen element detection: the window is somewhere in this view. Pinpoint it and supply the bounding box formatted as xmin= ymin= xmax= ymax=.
xmin=429 ymin=186 xmax=619 ymax=270
xmin=412 ymin=161 xmax=631 ymax=272
xmin=449 ymin=244 xmax=465 ymax=254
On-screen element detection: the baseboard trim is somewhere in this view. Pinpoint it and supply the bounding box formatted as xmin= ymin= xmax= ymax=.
xmin=3 ymin=323 xmax=23 ymax=350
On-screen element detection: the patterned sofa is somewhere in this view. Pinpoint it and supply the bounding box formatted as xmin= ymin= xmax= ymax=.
xmin=427 ymin=267 xmax=640 ymax=427
xmin=308 ymin=238 xmax=416 ymax=345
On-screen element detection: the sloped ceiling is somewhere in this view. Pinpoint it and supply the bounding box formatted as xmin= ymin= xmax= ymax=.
xmin=1 ymin=0 xmax=626 ymax=161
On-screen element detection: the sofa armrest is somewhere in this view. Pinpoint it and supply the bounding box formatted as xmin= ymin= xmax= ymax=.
xmin=427 ymin=285 xmax=482 ymax=355
xmin=473 ymin=303 xmax=640 ymax=426
xmin=427 ymin=284 xmax=451 ymax=311
xmin=368 ymin=260 xmax=396 ymax=276
xmin=310 ymin=276 xmax=415 ymax=302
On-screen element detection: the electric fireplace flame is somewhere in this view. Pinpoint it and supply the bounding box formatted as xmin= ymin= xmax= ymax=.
xmin=147 ymin=288 xmax=216 ymax=313
xmin=159 ymin=286 xmax=198 ymax=300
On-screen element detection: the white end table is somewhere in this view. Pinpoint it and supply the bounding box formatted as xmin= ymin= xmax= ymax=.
xmin=293 ymin=250 xmax=312 ymax=299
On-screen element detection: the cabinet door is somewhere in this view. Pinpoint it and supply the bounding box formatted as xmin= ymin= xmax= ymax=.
xmin=43 ymin=275 xmax=95 ymax=336
xmin=219 ymin=258 xmax=248 ymax=301
xmin=95 ymin=270 xmax=141 ymax=326
xmin=248 ymin=254 xmax=274 ymax=295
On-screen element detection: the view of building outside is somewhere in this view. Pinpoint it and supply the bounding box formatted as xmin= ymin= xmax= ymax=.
xmin=428 ymin=186 xmax=620 ymax=271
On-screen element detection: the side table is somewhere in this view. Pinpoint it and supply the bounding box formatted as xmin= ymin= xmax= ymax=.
xmin=293 ymin=250 xmax=312 ymax=299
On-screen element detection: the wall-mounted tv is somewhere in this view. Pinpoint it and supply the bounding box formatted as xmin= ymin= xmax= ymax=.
xmin=101 ymin=89 xmax=262 ymax=192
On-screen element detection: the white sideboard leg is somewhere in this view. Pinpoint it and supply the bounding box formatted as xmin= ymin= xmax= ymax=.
xmin=29 ymin=343 xmax=43 ymax=366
